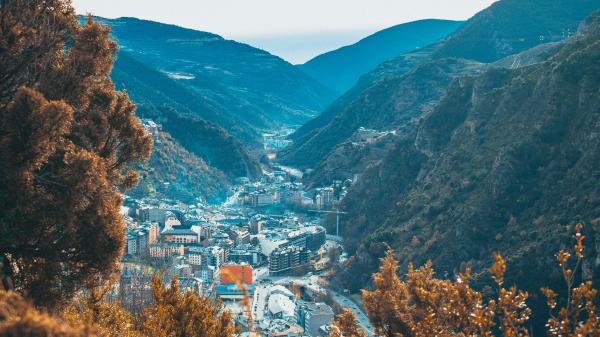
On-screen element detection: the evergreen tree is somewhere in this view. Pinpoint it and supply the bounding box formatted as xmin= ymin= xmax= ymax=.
xmin=0 ymin=0 xmax=151 ymax=308
xmin=0 ymin=289 xmax=93 ymax=336
xmin=139 ymin=276 xmax=238 ymax=337
xmin=329 ymin=309 xmax=366 ymax=337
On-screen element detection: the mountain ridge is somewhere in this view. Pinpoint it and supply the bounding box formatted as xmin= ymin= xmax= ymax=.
xmin=280 ymin=0 xmax=600 ymax=177
xmin=97 ymin=16 xmax=338 ymax=133
xmin=298 ymin=19 xmax=464 ymax=94
xmin=335 ymin=13 xmax=600 ymax=317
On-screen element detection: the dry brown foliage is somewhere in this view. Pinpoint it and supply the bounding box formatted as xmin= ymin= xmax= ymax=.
xmin=138 ymin=276 xmax=238 ymax=337
xmin=0 ymin=290 xmax=93 ymax=336
xmin=60 ymin=275 xmax=239 ymax=337
xmin=329 ymin=309 xmax=367 ymax=337
xmin=330 ymin=224 xmax=600 ymax=337
xmin=61 ymin=285 xmax=141 ymax=337
xmin=0 ymin=0 xmax=151 ymax=308
xmin=541 ymin=224 xmax=600 ymax=337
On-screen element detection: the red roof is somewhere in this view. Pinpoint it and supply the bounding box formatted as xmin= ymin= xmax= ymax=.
xmin=220 ymin=264 xmax=253 ymax=285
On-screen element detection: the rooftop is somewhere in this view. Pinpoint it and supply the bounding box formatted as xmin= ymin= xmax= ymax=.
xmin=161 ymin=227 xmax=197 ymax=236
xmin=216 ymin=284 xmax=255 ymax=296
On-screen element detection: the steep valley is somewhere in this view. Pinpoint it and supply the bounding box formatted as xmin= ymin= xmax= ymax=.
xmin=335 ymin=13 xmax=600 ymax=319
xmin=91 ymin=16 xmax=339 ymax=201
xmin=280 ymin=0 xmax=600 ymax=184
xmin=6 ymin=0 xmax=600 ymax=335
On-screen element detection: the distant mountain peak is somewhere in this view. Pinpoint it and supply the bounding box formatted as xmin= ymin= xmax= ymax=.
xmin=298 ymin=19 xmax=464 ymax=93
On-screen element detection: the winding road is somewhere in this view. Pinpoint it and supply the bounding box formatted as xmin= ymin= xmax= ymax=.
xmin=329 ymin=290 xmax=374 ymax=336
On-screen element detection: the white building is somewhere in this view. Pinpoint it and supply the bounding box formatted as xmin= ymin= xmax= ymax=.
xmin=268 ymin=293 xmax=296 ymax=318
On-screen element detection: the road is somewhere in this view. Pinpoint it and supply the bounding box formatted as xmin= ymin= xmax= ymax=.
xmin=330 ymin=290 xmax=374 ymax=336
xmin=223 ymin=188 xmax=241 ymax=207
xmin=253 ymin=266 xmax=269 ymax=281
xmin=252 ymin=285 xmax=268 ymax=321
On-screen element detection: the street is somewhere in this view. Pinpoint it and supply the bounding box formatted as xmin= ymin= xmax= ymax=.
xmin=330 ymin=290 xmax=374 ymax=336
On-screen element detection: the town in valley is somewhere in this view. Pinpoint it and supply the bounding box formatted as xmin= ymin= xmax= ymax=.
xmin=118 ymin=120 xmax=373 ymax=336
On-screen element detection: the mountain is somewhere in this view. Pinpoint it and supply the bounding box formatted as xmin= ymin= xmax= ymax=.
xmin=280 ymin=0 xmax=600 ymax=178
xmin=129 ymin=126 xmax=229 ymax=204
xmin=111 ymin=49 xmax=260 ymax=146
xmin=286 ymin=45 xmax=435 ymax=143
xmin=299 ymin=41 xmax=568 ymax=188
xmin=335 ymin=11 xmax=600 ymax=317
xmin=110 ymin=49 xmax=262 ymax=190
xmin=287 ymin=57 xmax=485 ymax=183
xmin=92 ymin=16 xmax=330 ymax=200
xmin=432 ymin=0 xmax=600 ymax=62
xmin=99 ymin=17 xmax=337 ymax=135
xmin=298 ymin=19 xmax=463 ymax=94
xmin=111 ymin=50 xmax=262 ymax=179
xmin=365 ymin=0 xmax=600 ymax=81
xmin=89 ymin=15 xmax=338 ymax=198
xmin=136 ymin=105 xmax=262 ymax=180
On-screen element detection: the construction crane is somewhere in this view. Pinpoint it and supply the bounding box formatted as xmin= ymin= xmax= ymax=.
xmin=308 ymin=208 xmax=347 ymax=237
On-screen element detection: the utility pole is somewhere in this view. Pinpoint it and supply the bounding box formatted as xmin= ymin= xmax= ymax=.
xmin=308 ymin=208 xmax=347 ymax=237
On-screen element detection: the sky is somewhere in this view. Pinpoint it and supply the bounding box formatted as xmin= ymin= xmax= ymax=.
xmin=72 ymin=0 xmax=497 ymax=64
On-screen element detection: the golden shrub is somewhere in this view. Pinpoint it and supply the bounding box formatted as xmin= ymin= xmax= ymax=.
xmin=330 ymin=224 xmax=599 ymax=337
xmin=0 ymin=290 xmax=93 ymax=337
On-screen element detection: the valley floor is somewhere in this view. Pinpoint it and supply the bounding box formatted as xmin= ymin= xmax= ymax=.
xmin=120 ymin=135 xmax=367 ymax=336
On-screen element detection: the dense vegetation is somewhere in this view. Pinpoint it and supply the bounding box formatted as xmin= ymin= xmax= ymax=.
xmin=289 ymin=57 xmax=484 ymax=186
xmin=139 ymin=105 xmax=261 ymax=179
xmin=335 ymin=11 xmax=600 ymax=331
xmin=281 ymin=0 xmax=599 ymax=173
xmin=331 ymin=225 xmax=600 ymax=336
xmin=129 ymin=128 xmax=229 ymax=204
xmin=0 ymin=0 xmax=152 ymax=308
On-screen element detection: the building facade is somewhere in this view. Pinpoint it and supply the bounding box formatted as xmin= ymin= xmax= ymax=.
xmin=297 ymin=302 xmax=334 ymax=337
xmin=269 ymin=246 xmax=309 ymax=275
xmin=161 ymin=227 xmax=198 ymax=244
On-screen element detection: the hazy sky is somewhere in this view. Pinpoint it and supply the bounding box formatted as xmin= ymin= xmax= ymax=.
xmin=73 ymin=0 xmax=497 ymax=64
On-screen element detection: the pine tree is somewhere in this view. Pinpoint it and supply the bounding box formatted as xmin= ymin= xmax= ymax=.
xmin=139 ymin=276 xmax=238 ymax=337
xmin=0 ymin=289 xmax=93 ymax=336
xmin=334 ymin=225 xmax=600 ymax=336
xmin=329 ymin=309 xmax=366 ymax=337
xmin=0 ymin=0 xmax=151 ymax=308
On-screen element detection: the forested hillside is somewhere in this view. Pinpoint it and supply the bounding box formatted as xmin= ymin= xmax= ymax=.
xmin=280 ymin=0 xmax=600 ymax=180
xmin=94 ymin=16 xmax=338 ymax=200
xmin=336 ymin=12 xmax=600 ymax=310
xmin=128 ymin=126 xmax=229 ymax=204
xmin=102 ymin=16 xmax=337 ymax=133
